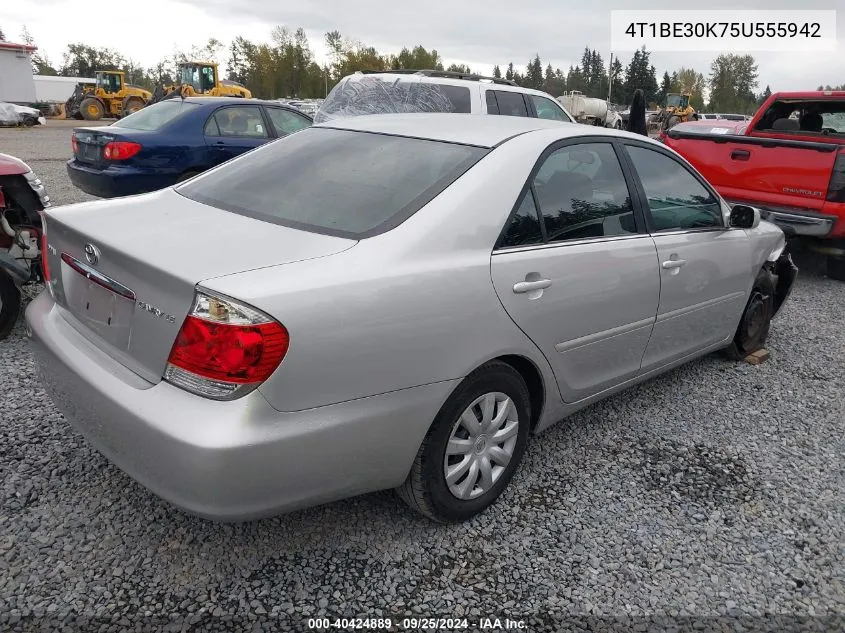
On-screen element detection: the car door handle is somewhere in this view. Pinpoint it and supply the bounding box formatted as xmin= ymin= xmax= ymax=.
xmin=513 ymin=279 xmax=552 ymax=293
xmin=661 ymin=259 xmax=687 ymax=269
xmin=731 ymin=149 xmax=750 ymax=161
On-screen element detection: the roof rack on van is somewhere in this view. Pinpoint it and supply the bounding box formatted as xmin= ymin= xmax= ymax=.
xmin=356 ymin=69 xmax=518 ymax=87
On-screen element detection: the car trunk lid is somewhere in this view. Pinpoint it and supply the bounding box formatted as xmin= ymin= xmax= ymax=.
xmin=43 ymin=188 xmax=356 ymax=383
xmin=72 ymin=126 xmax=151 ymax=168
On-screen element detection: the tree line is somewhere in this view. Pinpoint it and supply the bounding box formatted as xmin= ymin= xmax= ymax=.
xmin=0 ymin=23 xmax=827 ymax=114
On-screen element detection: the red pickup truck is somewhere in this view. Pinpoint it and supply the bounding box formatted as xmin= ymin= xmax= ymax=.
xmin=661 ymin=91 xmax=845 ymax=280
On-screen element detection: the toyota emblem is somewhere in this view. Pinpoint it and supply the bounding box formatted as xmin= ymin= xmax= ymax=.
xmin=84 ymin=243 xmax=100 ymax=266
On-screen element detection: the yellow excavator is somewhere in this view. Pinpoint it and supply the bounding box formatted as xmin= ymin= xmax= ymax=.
xmin=652 ymin=93 xmax=696 ymax=131
xmin=150 ymin=62 xmax=251 ymax=103
xmin=65 ymin=71 xmax=152 ymax=120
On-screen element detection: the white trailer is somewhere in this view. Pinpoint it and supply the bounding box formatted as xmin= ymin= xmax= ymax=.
xmin=557 ymin=91 xmax=609 ymax=126
xmin=33 ymin=75 xmax=96 ymax=103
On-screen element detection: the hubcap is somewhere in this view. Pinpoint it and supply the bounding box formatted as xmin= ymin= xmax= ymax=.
xmin=443 ymin=392 xmax=519 ymax=500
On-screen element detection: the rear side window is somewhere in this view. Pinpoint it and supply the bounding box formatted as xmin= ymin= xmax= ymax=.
xmin=533 ymin=143 xmax=636 ymax=242
xmin=429 ymin=84 xmax=472 ymax=113
xmin=177 ymin=128 xmax=488 ymax=238
xmin=205 ymin=106 xmax=267 ymax=138
xmin=113 ymin=100 xmax=200 ymax=131
xmin=488 ymin=91 xmax=529 ymax=117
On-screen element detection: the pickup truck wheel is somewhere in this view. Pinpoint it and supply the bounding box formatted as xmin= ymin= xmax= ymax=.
xmin=396 ymin=361 xmax=531 ymax=523
xmin=726 ymin=268 xmax=776 ymax=360
xmin=0 ymin=273 xmax=21 ymax=341
xmin=827 ymin=256 xmax=845 ymax=281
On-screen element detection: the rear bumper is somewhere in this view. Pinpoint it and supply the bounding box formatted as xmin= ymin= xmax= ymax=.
xmin=25 ymin=291 xmax=453 ymax=521
xmin=727 ymin=199 xmax=837 ymax=238
xmin=66 ymin=159 xmax=176 ymax=198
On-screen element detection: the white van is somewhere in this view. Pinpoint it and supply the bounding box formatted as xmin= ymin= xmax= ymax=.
xmin=315 ymin=70 xmax=575 ymax=124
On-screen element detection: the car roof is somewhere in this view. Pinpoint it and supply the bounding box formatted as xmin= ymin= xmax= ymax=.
xmin=315 ymin=113 xmax=655 ymax=148
xmin=344 ymin=71 xmax=560 ymax=99
xmin=179 ymin=97 xmax=303 ymax=108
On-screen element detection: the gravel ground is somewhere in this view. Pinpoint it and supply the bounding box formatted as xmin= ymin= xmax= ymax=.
xmin=1 ymin=125 xmax=843 ymax=632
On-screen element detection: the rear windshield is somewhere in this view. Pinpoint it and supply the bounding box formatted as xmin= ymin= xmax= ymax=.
xmin=113 ymin=100 xmax=200 ymax=131
xmin=315 ymin=77 xmax=472 ymax=123
xmin=176 ymin=127 xmax=488 ymax=238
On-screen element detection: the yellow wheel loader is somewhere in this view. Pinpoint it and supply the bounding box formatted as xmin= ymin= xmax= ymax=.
xmin=650 ymin=93 xmax=696 ymax=131
xmin=65 ymin=71 xmax=152 ymax=121
xmin=150 ymin=62 xmax=251 ymax=104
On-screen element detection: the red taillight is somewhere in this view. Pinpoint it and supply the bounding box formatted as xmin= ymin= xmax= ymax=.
xmin=165 ymin=291 xmax=289 ymax=400
xmin=826 ymin=150 xmax=845 ymax=203
xmin=71 ymin=133 xmax=79 ymax=154
xmin=103 ymin=141 xmax=142 ymax=161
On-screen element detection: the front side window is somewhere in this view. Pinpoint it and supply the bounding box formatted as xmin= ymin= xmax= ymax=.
xmin=530 ymin=95 xmax=571 ymax=122
xmin=532 ymin=143 xmax=636 ymax=242
xmin=177 ymin=128 xmax=488 ymax=238
xmin=207 ymin=106 xmax=267 ymax=138
xmin=627 ymin=145 xmax=723 ymax=232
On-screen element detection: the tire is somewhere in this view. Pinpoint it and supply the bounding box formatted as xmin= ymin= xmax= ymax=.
xmin=0 ymin=272 xmax=21 ymax=341
xmin=23 ymin=117 xmax=36 ymax=127
xmin=726 ymin=268 xmax=776 ymax=360
xmin=121 ymin=97 xmax=145 ymax=117
xmin=80 ymin=98 xmax=104 ymax=121
xmin=827 ymin=255 xmax=845 ymax=281
xmin=615 ymin=120 xmax=622 ymax=130
xmin=397 ymin=361 xmax=532 ymax=522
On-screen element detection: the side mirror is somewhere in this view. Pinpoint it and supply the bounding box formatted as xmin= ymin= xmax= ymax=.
xmin=730 ymin=204 xmax=760 ymax=229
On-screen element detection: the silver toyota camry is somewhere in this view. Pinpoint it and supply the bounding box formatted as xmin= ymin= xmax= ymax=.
xmin=26 ymin=114 xmax=797 ymax=523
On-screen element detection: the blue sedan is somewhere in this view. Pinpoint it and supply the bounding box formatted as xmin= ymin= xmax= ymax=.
xmin=67 ymin=97 xmax=312 ymax=198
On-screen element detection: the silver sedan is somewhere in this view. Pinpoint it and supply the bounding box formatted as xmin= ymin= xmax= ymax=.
xmin=26 ymin=114 xmax=797 ymax=523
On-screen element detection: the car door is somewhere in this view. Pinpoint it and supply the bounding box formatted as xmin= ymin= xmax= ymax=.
xmin=490 ymin=139 xmax=661 ymax=403
xmin=621 ymin=141 xmax=754 ymax=369
xmin=263 ymin=106 xmax=312 ymax=138
xmin=203 ymin=105 xmax=270 ymax=163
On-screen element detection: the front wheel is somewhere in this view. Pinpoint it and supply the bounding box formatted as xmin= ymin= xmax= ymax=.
xmin=726 ymin=268 xmax=776 ymax=360
xmin=80 ymin=98 xmax=104 ymax=121
xmin=397 ymin=361 xmax=531 ymax=522
xmin=0 ymin=272 xmax=22 ymax=341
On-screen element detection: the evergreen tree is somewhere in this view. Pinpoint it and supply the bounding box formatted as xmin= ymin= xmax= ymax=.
xmin=492 ymin=64 xmax=501 ymax=79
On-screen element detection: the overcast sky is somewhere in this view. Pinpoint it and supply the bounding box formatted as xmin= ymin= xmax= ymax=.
xmin=2 ymin=1 xmax=843 ymax=91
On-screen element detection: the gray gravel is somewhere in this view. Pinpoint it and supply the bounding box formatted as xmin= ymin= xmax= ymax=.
xmin=1 ymin=125 xmax=843 ymax=632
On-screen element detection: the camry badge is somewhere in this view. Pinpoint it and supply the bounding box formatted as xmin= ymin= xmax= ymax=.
xmin=84 ymin=243 xmax=100 ymax=266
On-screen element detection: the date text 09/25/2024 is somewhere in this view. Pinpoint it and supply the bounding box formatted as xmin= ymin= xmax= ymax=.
xmin=307 ymin=617 xmax=527 ymax=630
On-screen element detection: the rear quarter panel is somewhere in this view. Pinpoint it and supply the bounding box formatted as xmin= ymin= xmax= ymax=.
xmin=202 ymin=131 xmax=568 ymax=415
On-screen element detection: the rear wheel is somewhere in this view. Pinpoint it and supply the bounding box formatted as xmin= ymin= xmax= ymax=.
xmin=727 ymin=268 xmax=776 ymax=360
xmin=80 ymin=98 xmax=104 ymax=121
xmin=397 ymin=361 xmax=531 ymax=522
xmin=0 ymin=272 xmax=21 ymax=341
xmin=827 ymin=256 xmax=845 ymax=281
